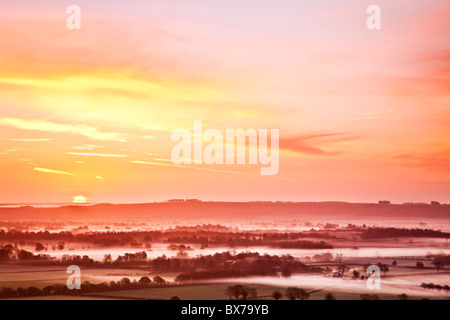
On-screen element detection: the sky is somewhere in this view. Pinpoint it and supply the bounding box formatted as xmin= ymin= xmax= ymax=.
xmin=0 ymin=0 xmax=449 ymax=204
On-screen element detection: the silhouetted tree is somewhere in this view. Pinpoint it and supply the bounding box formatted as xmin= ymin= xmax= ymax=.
xmin=272 ymin=291 xmax=283 ymax=300
xmin=57 ymin=241 xmax=65 ymax=250
xmin=81 ymin=281 xmax=94 ymax=292
xmin=43 ymin=286 xmax=55 ymax=295
xmin=324 ymin=293 xmax=336 ymax=300
xmin=16 ymin=287 xmax=26 ymax=297
xmin=18 ymin=250 xmax=34 ymax=260
xmin=281 ymin=268 xmax=292 ymax=278
xmin=26 ymin=287 xmax=43 ymax=296
xmin=103 ymin=254 xmax=112 ymax=264
xmin=359 ymin=294 xmax=380 ymax=300
xmin=285 ymin=287 xmax=298 ymax=300
xmin=285 ymin=287 xmax=309 ymax=300
xmin=433 ymin=261 xmax=442 ymax=272
xmin=138 ymin=276 xmax=152 ymax=287
xmin=119 ymin=278 xmax=131 ymax=288
xmin=153 ymin=276 xmax=166 ymax=286
xmin=225 ymin=287 xmax=233 ymax=300
xmin=1 ymin=287 xmax=16 ymax=298
xmin=241 ymin=286 xmax=257 ymax=300
xmin=298 ymin=288 xmax=310 ymax=300
xmin=35 ymin=243 xmax=45 ymax=252
xmin=377 ymin=263 xmax=389 ymax=276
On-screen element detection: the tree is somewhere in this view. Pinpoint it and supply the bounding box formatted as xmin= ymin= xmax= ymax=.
xmin=242 ymin=286 xmax=257 ymax=300
xmin=81 ymin=281 xmax=94 ymax=292
xmin=26 ymin=287 xmax=43 ymax=296
xmin=16 ymin=287 xmax=27 ymax=297
xmin=171 ymin=296 xmax=181 ymax=300
xmin=138 ymin=276 xmax=152 ymax=287
xmin=272 ymin=291 xmax=283 ymax=300
xmin=324 ymin=293 xmax=336 ymax=300
xmin=398 ymin=293 xmax=408 ymax=300
xmin=285 ymin=287 xmax=299 ymax=300
xmin=433 ymin=261 xmax=442 ymax=272
xmin=392 ymin=260 xmax=397 ymax=266
xmin=18 ymin=250 xmax=34 ymax=260
xmin=297 ymin=288 xmax=310 ymax=300
xmin=0 ymin=287 xmax=16 ymax=298
xmin=281 ymin=268 xmax=292 ymax=278
xmin=225 ymin=287 xmax=233 ymax=300
xmin=103 ymin=254 xmax=112 ymax=264
xmin=35 ymin=243 xmax=45 ymax=252
xmin=119 ymin=278 xmax=131 ymax=288
xmin=57 ymin=241 xmax=65 ymax=250
xmin=153 ymin=276 xmax=166 ymax=286
xmin=416 ymin=261 xmax=424 ymax=269
xmin=43 ymin=286 xmax=55 ymax=295
xmin=231 ymin=285 xmax=243 ymax=300
xmin=361 ymin=294 xmax=380 ymax=300
xmin=378 ymin=263 xmax=389 ymax=276
xmin=384 ymin=265 xmax=389 ymax=276
xmin=0 ymin=249 xmax=11 ymax=261
xmin=353 ymin=270 xmax=360 ymax=279
xmin=224 ymin=285 xmax=257 ymax=300
xmin=285 ymin=287 xmax=309 ymax=300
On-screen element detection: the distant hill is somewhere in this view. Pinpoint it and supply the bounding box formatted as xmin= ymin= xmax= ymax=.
xmin=0 ymin=201 xmax=448 ymax=222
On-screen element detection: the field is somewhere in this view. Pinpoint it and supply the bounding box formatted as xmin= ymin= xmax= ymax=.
xmin=0 ymin=265 xmax=177 ymax=290
xmin=1 ymin=217 xmax=449 ymax=300
xmin=85 ymin=278 xmax=447 ymax=301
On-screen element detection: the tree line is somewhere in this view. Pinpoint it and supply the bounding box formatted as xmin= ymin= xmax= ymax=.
xmin=0 ymin=275 xmax=168 ymax=299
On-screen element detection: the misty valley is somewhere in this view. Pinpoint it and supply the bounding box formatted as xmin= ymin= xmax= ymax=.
xmin=0 ymin=202 xmax=449 ymax=300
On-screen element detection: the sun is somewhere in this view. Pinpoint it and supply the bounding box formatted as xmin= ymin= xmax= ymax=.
xmin=73 ymin=195 xmax=87 ymax=204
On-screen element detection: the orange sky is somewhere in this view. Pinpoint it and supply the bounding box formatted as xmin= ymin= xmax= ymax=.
xmin=0 ymin=0 xmax=449 ymax=204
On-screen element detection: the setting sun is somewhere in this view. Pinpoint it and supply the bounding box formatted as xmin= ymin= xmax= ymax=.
xmin=73 ymin=196 xmax=87 ymax=204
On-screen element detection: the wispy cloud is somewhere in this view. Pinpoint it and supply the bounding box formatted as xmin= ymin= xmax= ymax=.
xmin=388 ymin=152 xmax=450 ymax=174
xmin=66 ymin=152 xmax=128 ymax=158
xmin=130 ymin=160 xmax=254 ymax=176
xmin=280 ymin=133 xmax=358 ymax=156
xmin=71 ymin=144 xmax=104 ymax=150
xmin=153 ymin=158 xmax=190 ymax=162
xmin=4 ymin=138 xmax=52 ymax=142
xmin=130 ymin=160 xmax=172 ymax=167
xmin=33 ymin=167 xmax=75 ymax=176
xmin=95 ymin=176 xmax=105 ymax=180
xmin=0 ymin=117 xmax=123 ymax=141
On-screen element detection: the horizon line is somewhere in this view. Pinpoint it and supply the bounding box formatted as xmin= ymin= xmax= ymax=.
xmin=0 ymin=199 xmax=446 ymax=207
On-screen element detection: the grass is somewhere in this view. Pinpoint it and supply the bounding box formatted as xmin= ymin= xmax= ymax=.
xmin=89 ymin=283 xmax=286 ymax=300
xmin=1 ymin=264 xmax=448 ymax=300
xmin=0 ymin=264 xmax=177 ymax=289
xmin=86 ymin=282 xmax=440 ymax=300
xmin=4 ymin=295 xmax=119 ymax=300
